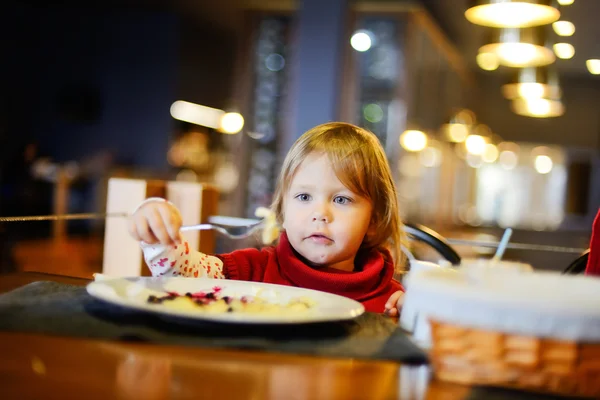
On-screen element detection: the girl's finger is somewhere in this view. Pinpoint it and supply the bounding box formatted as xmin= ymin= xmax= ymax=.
xmin=145 ymin=207 xmax=172 ymax=245
xmin=157 ymin=205 xmax=182 ymax=244
xmin=135 ymin=216 xmax=159 ymax=244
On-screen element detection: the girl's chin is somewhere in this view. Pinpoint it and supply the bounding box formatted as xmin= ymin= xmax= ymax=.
xmin=297 ymin=252 xmax=331 ymax=268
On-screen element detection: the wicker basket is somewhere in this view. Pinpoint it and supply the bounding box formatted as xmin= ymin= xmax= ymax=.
xmin=429 ymin=319 xmax=600 ymax=398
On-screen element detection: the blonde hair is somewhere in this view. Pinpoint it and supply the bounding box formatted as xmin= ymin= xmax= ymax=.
xmin=271 ymin=122 xmax=407 ymax=272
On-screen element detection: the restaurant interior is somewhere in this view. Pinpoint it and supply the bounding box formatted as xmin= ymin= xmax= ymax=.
xmin=1 ymin=0 xmax=599 ymax=399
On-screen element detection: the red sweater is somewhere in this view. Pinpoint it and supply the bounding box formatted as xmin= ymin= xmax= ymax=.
xmin=142 ymin=233 xmax=403 ymax=313
xmin=585 ymin=208 xmax=600 ymax=276
xmin=216 ymin=233 xmax=403 ymax=313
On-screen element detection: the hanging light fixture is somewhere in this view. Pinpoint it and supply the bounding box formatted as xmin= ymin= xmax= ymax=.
xmin=553 ymin=43 xmax=575 ymax=59
xmin=441 ymin=109 xmax=476 ymax=143
xmin=502 ymin=66 xmax=561 ymax=100
xmin=552 ymin=21 xmax=575 ymax=36
xmin=479 ymin=26 xmax=555 ymax=67
xmin=476 ymin=52 xmax=500 ymax=70
xmin=511 ymin=97 xmax=564 ymax=117
xmin=587 ymin=59 xmax=600 ymax=75
xmin=465 ymin=0 xmax=560 ymax=28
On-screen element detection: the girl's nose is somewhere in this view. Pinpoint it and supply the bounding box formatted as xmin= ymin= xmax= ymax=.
xmin=311 ymin=205 xmax=331 ymax=223
xmin=312 ymin=214 xmax=329 ymax=223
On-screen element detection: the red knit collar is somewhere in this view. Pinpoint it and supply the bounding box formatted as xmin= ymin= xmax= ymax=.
xmin=275 ymin=232 xmax=395 ymax=300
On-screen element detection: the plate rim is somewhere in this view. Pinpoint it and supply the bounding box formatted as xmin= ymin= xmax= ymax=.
xmin=86 ymin=276 xmax=366 ymax=325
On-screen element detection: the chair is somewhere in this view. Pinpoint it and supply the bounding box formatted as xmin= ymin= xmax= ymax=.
xmin=562 ymin=250 xmax=590 ymax=275
xmin=404 ymin=223 xmax=461 ymax=265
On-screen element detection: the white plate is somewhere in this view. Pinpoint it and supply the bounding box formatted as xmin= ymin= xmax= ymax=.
xmin=86 ymin=277 xmax=365 ymax=324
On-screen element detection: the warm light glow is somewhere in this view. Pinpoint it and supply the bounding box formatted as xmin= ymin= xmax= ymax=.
xmin=503 ymin=82 xmax=561 ymax=100
xmin=557 ymin=0 xmax=574 ymax=5
xmin=473 ymin=124 xmax=492 ymax=138
xmin=531 ymin=146 xmax=550 ymax=158
xmin=501 ymin=67 xmax=562 ymax=100
xmin=552 ymin=21 xmax=575 ymax=36
xmin=419 ymin=147 xmax=442 ymax=168
xmin=553 ymin=43 xmax=575 ymax=59
xmin=220 ymin=112 xmax=244 ymax=134
xmin=465 ymin=135 xmax=487 ymax=155
xmin=586 ymin=59 xmax=600 ymax=75
xmin=482 ymin=144 xmax=499 ymax=163
xmin=455 ymin=109 xmax=476 ymax=125
xmin=400 ymin=130 xmax=427 ymax=152
xmin=480 ymin=42 xmax=555 ymax=68
xmin=499 ymin=150 xmax=518 ymax=170
xmin=476 ymin=52 xmax=499 ymax=71
xmin=517 ymin=83 xmax=545 ymax=99
xmin=534 ymin=155 xmax=553 ymax=174
xmin=350 ymin=30 xmax=372 ymax=52
xmin=512 ymin=98 xmax=564 ymax=118
xmin=445 ymin=123 xmax=469 ymax=142
xmin=530 ymin=98 xmax=550 ymax=115
xmin=170 ymin=100 xmax=224 ymax=129
xmin=465 ymin=3 xmax=560 ymax=28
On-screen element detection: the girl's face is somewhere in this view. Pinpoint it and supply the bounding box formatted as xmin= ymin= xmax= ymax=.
xmin=282 ymin=152 xmax=374 ymax=272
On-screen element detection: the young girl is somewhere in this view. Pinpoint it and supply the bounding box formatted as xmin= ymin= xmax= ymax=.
xmin=128 ymin=122 xmax=406 ymax=315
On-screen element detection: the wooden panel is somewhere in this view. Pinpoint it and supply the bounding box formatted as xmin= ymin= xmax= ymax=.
xmin=198 ymin=184 xmax=219 ymax=254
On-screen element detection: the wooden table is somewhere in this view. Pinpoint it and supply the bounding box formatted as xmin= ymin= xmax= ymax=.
xmin=0 ymin=272 xmax=472 ymax=400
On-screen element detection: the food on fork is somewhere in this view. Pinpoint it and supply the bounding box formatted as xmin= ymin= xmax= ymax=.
xmin=147 ymin=286 xmax=315 ymax=315
xmin=255 ymin=206 xmax=280 ymax=245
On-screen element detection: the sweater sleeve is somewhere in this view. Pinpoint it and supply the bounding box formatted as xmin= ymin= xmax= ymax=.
xmin=141 ymin=236 xmax=272 ymax=281
xmin=216 ymin=247 xmax=271 ymax=282
xmin=585 ymin=208 xmax=600 ymax=276
xmin=141 ymin=236 xmax=226 ymax=279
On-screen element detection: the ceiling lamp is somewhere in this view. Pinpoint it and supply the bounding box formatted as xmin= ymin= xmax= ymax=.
xmin=511 ymin=97 xmax=564 ymax=118
xmin=442 ymin=109 xmax=476 ymax=142
xmin=479 ymin=26 xmax=555 ymax=67
xmin=400 ymin=130 xmax=428 ymax=152
xmin=553 ymin=43 xmax=575 ymax=59
xmin=476 ymin=52 xmax=500 ymax=70
xmin=552 ymin=21 xmax=575 ymax=36
xmin=557 ymin=0 xmax=574 ymax=5
xmin=586 ymin=59 xmax=600 ymax=75
xmin=502 ymin=66 xmax=561 ymax=100
xmin=465 ymin=0 xmax=560 ymax=28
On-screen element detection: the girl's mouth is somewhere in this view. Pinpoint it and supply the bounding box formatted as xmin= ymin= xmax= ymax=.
xmin=307 ymin=233 xmax=333 ymax=244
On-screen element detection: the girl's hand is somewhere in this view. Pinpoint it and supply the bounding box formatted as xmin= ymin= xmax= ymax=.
xmin=128 ymin=200 xmax=183 ymax=246
xmin=384 ymin=291 xmax=405 ymax=317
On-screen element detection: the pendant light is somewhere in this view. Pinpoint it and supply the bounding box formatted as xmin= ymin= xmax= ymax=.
xmin=479 ymin=26 xmax=555 ymax=68
xmin=465 ymin=0 xmax=560 ymax=28
xmin=502 ymin=66 xmax=561 ymax=100
xmin=511 ymin=97 xmax=564 ymax=118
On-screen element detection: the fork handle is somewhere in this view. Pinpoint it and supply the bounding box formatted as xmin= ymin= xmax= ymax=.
xmin=180 ymin=224 xmax=214 ymax=232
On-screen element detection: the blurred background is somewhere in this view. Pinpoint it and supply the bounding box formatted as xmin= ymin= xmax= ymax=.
xmin=1 ymin=0 xmax=598 ymax=276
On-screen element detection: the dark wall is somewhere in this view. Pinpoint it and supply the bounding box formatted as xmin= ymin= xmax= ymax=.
xmin=1 ymin=3 xmax=179 ymax=170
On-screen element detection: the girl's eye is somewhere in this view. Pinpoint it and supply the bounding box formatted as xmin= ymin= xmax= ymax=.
xmin=296 ymin=193 xmax=311 ymax=201
xmin=333 ymin=196 xmax=351 ymax=205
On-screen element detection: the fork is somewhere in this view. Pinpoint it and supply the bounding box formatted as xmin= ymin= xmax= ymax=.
xmin=180 ymin=221 xmax=272 ymax=240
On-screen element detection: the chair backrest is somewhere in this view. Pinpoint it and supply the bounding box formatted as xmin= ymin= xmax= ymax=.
xmin=102 ymin=178 xmax=219 ymax=277
xmin=404 ymin=223 xmax=461 ymax=265
xmin=562 ymin=250 xmax=590 ymax=275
